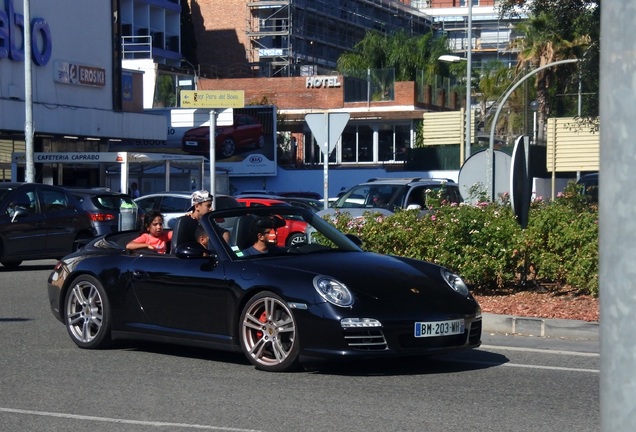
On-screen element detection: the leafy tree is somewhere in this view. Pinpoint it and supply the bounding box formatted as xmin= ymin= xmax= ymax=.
xmin=499 ymin=0 xmax=600 ymax=142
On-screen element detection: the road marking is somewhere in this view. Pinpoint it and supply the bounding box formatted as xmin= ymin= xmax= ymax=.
xmin=501 ymin=362 xmax=599 ymax=373
xmin=451 ymin=358 xmax=599 ymax=373
xmin=481 ymin=344 xmax=599 ymax=357
xmin=0 ymin=407 xmax=263 ymax=431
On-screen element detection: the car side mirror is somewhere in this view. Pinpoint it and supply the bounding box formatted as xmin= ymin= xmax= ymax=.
xmin=406 ymin=204 xmax=421 ymax=211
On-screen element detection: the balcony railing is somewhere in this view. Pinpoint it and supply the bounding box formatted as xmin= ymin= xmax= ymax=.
xmin=122 ymin=35 xmax=152 ymax=60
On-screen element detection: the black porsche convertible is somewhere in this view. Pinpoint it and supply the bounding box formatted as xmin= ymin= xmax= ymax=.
xmin=47 ymin=206 xmax=481 ymax=372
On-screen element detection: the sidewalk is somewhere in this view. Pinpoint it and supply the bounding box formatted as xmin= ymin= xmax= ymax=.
xmin=482 ymin=313 xmax=599 ymax=341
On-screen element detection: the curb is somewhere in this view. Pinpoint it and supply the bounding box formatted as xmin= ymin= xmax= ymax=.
xmin=482 ymin=313 xmax=599 ymax=341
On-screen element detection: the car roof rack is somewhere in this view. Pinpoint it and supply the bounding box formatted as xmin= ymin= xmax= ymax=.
xmin=366 ymin=177 xmax=456 ymax=183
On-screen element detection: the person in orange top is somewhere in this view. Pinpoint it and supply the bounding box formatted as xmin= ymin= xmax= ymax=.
xmin=126 ymin=210 xmax=172 ymax=254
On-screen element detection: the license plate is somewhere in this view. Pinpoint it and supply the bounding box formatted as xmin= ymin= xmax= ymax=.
xmin=184 ymin=141 xmax=199 ymax=147
xmin=414 ymin=319 xmax=464 ymax=338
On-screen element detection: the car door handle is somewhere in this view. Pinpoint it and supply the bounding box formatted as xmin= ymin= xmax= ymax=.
xmin=132 ymin=270 xmax=149 ymax=279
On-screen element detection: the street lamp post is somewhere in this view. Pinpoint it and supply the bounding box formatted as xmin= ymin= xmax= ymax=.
xmin=438 ymin=0 xmax=472 ymax=163
xmin=487 ymin=58 xmax=580 ymax=201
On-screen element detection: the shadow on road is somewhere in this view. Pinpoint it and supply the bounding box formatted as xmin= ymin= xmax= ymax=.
xmin=111 ymin=340 xmax=508 ymax=376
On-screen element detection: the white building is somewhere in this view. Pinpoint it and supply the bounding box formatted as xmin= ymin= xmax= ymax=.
xmin=0 ymin=0 xmax=168 ymax=186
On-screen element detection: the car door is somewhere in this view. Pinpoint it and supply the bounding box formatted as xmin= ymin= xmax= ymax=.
xmin=38 ymin=186 xmax=85 ymax=256
xmin=0 ymin=185 xmax=48 ymax=259
xmin=128 ymin=254 xmax=234 ymax=339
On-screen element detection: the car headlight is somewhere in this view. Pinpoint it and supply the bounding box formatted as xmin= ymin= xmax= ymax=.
xmin=313 ymin=275 xmax=354 ymax=307
xmin=441 ymin=268 xmax=469 ymax=297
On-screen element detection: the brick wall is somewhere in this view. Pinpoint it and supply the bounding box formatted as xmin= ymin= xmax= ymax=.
xmin=429 ymin=0 xmax=495 ymax=6
xmin=199 ymin=76 xmax=345 ymax=109
xmin=199 ymin=76 xmax=446 ymax=112
xmin=189 ymin=0 xmax=250 ymax=70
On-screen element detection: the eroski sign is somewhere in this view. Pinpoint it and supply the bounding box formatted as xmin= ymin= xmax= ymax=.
xmin=0 ymin=0 xmax=53 ymax=66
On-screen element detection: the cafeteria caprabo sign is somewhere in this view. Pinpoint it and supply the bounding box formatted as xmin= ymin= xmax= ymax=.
xmin=12 ymin=153 xmax=119 ymax=163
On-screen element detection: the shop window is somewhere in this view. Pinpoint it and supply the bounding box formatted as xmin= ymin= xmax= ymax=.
xmin=378 ymin=124 xmax=393 ymax=162
xmin=357 ymin=125 xmax=373 ymax=162
xmin=341 ymin=125 xmax=357 ymax=163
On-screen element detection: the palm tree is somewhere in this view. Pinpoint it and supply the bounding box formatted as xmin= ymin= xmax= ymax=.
xmin=510 ymin=13 xmax=591 ymax=144
xmin=337 ymin=30 xmax=449 ymax=82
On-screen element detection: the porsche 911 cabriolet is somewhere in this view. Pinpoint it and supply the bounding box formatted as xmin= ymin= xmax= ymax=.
xmin=47 ymin=206 xmax=481 ymax=372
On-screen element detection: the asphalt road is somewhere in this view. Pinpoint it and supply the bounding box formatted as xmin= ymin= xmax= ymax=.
xmin=0 ymin=260 xmax=599 ymax=432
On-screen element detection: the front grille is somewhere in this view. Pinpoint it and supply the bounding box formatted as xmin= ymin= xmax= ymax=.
xmin=344 ymin=329 xmax=388 ymax=351
xmin=468 ymin=319 xmax=482 ymax=345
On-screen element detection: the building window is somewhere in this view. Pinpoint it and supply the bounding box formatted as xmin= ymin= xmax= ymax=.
xmin=303 ymin=122 xmax=412 ymax=165
xmin=460 ymin=0 xmax=479 ymax=6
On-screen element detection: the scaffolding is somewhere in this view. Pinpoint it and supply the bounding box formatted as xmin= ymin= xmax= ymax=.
xmin=246 ymin=0 xmax=434 ymax=77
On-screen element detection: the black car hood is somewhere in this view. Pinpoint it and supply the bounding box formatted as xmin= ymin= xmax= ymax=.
xmin=253 ymin=251 xmax=471 ymax=303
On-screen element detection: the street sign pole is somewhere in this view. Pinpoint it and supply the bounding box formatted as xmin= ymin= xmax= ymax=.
xmin=305 ymin=112 xmax=350 ymax=209
xmin=323 ymin=113 xmax=329 ymax=209
xmin=209 ymin=110 xmax=217 ymax=208
xmin=179 ymin=90 xmax=244 ymax=206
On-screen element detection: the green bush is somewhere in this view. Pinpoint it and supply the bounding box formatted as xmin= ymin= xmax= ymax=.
xmin=326 ymin=181 xmax=598 ymax=296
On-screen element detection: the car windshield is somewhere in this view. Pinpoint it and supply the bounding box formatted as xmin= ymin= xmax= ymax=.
xmin=333 ymin=185 xmax=403 ymax=209
xmin=205 ymin=206 xmax=362 ymax=259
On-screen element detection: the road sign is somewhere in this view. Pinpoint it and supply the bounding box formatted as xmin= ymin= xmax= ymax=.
xmin=305 ymin=112 xmax=350 ymax=155
xmin=180 ymin=90 xmax=245 ymax=108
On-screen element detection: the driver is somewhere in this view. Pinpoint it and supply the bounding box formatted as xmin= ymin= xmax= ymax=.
xmin=241 ymin=216 xmax=285 ymax=256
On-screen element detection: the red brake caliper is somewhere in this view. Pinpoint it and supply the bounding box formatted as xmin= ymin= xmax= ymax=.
xmin=255 ymin=311 xmax=267 ymax=340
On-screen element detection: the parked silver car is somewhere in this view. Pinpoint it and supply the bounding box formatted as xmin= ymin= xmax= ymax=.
xmin=318 ymin=177 xmax=463 ymax=219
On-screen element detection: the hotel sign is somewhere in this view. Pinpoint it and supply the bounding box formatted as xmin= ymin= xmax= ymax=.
xmin=306 ymin=76 xmax=341 ymax=89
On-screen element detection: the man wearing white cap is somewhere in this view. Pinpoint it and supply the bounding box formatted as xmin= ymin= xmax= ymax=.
xmin=172 ymin=190 xmax=230 ymax=252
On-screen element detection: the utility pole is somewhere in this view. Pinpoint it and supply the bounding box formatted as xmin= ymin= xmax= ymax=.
xmin=24 ymin=0 xmax=35 ymax=183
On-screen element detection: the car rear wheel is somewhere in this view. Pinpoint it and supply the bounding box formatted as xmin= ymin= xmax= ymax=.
xmin=239 ymin=291 xmax=300 ymax=372
xmin=220 ymin=137 xmax=236 ymax=158
xmin=64 ymin=275 xmax=112 ymax=349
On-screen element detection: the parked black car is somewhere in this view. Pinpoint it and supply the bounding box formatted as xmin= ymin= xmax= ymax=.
xmin=66 ymin=188 xmax=138 ymax=236
xmin=47 ymin=205 xmax=481 ymax=372
xmin=0 ymin=183 xmax=95 ymax=268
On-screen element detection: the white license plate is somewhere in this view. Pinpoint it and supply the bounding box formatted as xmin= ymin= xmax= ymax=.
xmin=184 ymin=141 xmax=199 ymax=147
xmin=414 ymin=319 xmax=465 ymax=338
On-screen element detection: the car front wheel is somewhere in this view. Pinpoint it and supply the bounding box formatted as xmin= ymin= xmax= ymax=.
xmin=64 ymin=275 xmax=112 ymax=349
xmin=239 ymin=291 xmax=300 ymax=372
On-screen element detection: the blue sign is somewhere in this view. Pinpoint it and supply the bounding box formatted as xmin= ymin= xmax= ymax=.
xmin=0 ymin=0 xmax=53 ymax=66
